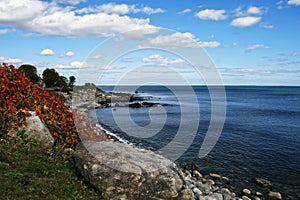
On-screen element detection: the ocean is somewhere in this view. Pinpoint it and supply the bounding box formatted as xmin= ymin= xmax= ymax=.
xmin=93 ymin=86 xmax=300 ymax=198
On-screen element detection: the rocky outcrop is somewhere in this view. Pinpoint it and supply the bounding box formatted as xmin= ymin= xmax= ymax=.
xmin=74 ymin=142 xmax=193 ymax=200
xmin=24 ymin=111 xmax=54 ymax=147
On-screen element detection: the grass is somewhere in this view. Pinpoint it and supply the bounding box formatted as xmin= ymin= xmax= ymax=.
xmin=0 ymin=131 xmax=104 ymax=200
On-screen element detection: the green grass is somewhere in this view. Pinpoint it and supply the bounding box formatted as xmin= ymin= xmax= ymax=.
xmin=0 ymin=133 xmax=104 ymax=199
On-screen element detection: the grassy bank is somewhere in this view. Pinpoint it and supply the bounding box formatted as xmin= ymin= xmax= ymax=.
xmin=0 ymin=132 xmax=103 ymax=199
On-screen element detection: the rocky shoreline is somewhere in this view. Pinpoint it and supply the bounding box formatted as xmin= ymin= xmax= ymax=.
xmin=68 ymin=84 xmax=292 ymax=200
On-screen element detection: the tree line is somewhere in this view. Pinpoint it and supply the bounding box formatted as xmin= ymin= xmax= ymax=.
xmin=17 ymin=64 xmax=76 ymax=92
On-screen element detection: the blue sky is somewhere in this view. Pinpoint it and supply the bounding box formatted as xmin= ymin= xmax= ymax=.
xmin=0 ymin=0 xmax=299 ymax=85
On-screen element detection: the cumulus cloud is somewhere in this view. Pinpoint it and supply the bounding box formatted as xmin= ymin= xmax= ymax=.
xmin=230 ymin=16 xmax=261 ymax=27
xmin=64 ymin=51 xmax=75 ymax=57
xmin=288 ymin=0 xmax=300 ymax=6
xmin=0 ymin=56 xmax=22 ymax=64
xmin=178 ymin=9 xmax=192 ymax=15
xmin=0 ymin=0 xmax=159 ymax=37
xmin=195 ymin=9 xmax=227 ymax=20
xmin=146 ymin=32 xmax=221 ymax=48
xmin=39 ymin=48 xmax=56 ymax=56
xmin=246 ymin=44 xmax=270 ymax=52
xmin=0 ymin=0 xmax=45 ymax=23
xmin=234 ymin=6 xmax=264 ymax=17
xmin=142 ymin=54 xmax=185 ymax=66
xmin=247 ymin=6 xmax=263 ymax=15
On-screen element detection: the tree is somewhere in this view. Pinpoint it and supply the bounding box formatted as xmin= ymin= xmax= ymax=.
xmin=18 ymin=64 xmax=39 ymax=84
xmin=42 ymin=68 xmax=60 ymax=88
xmin=69 ymin=76 xmax=76 ymax=87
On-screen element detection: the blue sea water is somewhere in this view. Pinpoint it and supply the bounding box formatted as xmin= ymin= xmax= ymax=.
xmin=93 ymin=86 xmax=300 ymax=198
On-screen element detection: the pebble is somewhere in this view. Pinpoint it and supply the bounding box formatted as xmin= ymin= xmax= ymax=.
xmin=268 ymin=191 xmax=282 ymax=199
xmin=193 ymin=170 xmax=203 ymax=179
xmin=242 ymin=196 xmax=251 ymax=200
xmin=255 ymin=191 xmax=262 ymax=196
xmin=210 ymin=173 xmax=222 ymax=179
xmin=242 ymin=188 xmax=251 ymax=195
xmin=192 ymin=187 xmax=203 ymax=198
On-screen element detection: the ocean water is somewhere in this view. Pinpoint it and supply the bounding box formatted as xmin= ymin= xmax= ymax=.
xmin=93 ymin=86 xmax=300 ymax=198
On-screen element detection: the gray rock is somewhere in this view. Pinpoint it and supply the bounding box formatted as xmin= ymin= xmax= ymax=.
xmin=74 ymin=142 xmax=194 ymax=200
xmin=205 ymin=192 xmax=223 ymax=200
xmin=24 ymin=111 xmax=54 ymax=147
xmin=242 ymin=188 xmax=251 ymax=195
xmin=193 ymin=187 xmax=203 ymax=198
xmin=195 ymin=181 xmax=211 ymax=195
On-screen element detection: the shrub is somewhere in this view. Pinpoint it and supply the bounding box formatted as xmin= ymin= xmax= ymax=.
xmin=0 ymin=64 xmax=107 ymax=148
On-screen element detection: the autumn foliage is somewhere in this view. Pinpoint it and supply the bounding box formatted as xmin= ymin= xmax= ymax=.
xmin=0 ymin=64 xmax=107 ymax=148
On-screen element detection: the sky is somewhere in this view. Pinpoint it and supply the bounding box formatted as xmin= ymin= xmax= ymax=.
xmin=0 ymin=0 xmax=300 ymax=85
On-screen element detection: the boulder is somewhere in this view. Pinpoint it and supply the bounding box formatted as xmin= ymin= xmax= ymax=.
xmin=268 ymin=191 xmax=282 ymax=199
xmin=74 ymin=142 xmax=194 ymax=200
xmin=24 ymin=111 xmax=54 ymax=147
xmin=253 ymin=178 xmax=273 ymax=187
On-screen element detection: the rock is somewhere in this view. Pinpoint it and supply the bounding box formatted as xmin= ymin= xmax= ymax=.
xmin=195 ymin=181 xmax=211 ymax=195
xmin=210 ymin=173 xmax=222 ymax=179
xmin=255 ymin=191 xmax=262 ymax=196
xmin=192 ymin=187 xmax=203 ymax=198
xmin=253 ymin=197 xmax=261 ymax=200
xmin=205 ymin=179 xmax=215 ymax=186
xmin=253 ymin=178 xmax=273 ymax=187
xmin=74 ymin=142 xmax=194 ymax=200
xmin=242 ymin=196 xmax=251 ymax=200
xmin=205 ymin=192 xmax=223 ymax=200
xmin=242 ymin=188 xmax=251 ymax=195
xmin=268 ymin=191 xmax=282 ymax=199
xmin=193 ymin=170 xmax=203 ymax=179
xmin=24 ymin=111 xmax=54 ymax=147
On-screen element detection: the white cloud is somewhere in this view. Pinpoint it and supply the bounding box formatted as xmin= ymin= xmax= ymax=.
xmin=55 ymin=61 xmax=83 ymax=69
xmin=0 ymin=29 xmax=8 ymax=34
xmin=142 ymin=54 xmax=185 ymax=66
xmin=234 ymin=6 xmax=264 ymax=17
xmin=65 ymin=51 xmax=75 ymax=57
xmin=0 ymin=56 xmax=22 ymax=64
xmin=195 ymin=9 xmax=227 ymax=20
xmin=146 ymin=32 xmax=221 ymax=48
xmin=246 ymin=44 xmax=270 ymax=52
xmin=77 ymin=3 xmax=164 ymax=15
xmin=0 ymin=0 xmax=159 ymax=37
xmin=39 ymin=48 xmax=56 ymax=56
xmin=178 ymin=8 xmax=192 ymax=15
xmin=135 ymin=6 xmax=164 ymax=15
xmin=233 ymin=42 xmax=238 ymax=46
xmin=97 ymin=3 xmax=130 ymax=15
xmin=288 ymin=0 xmax=300 ymax=5
xmin=0 ymin=0 xmax=45 ymax=23
xmin=247 ymin=6 xmax=263 ymax=15
xmin=230 ymin=16 xmax=261 ymax=27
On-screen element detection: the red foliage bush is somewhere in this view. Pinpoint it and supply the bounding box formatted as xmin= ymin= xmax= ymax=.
xmin=0 ymin=64 xmax=107 ymax=148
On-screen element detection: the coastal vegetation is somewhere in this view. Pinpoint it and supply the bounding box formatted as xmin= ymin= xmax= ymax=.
xmin=0 ymin=64 xmax=106 ymax=198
